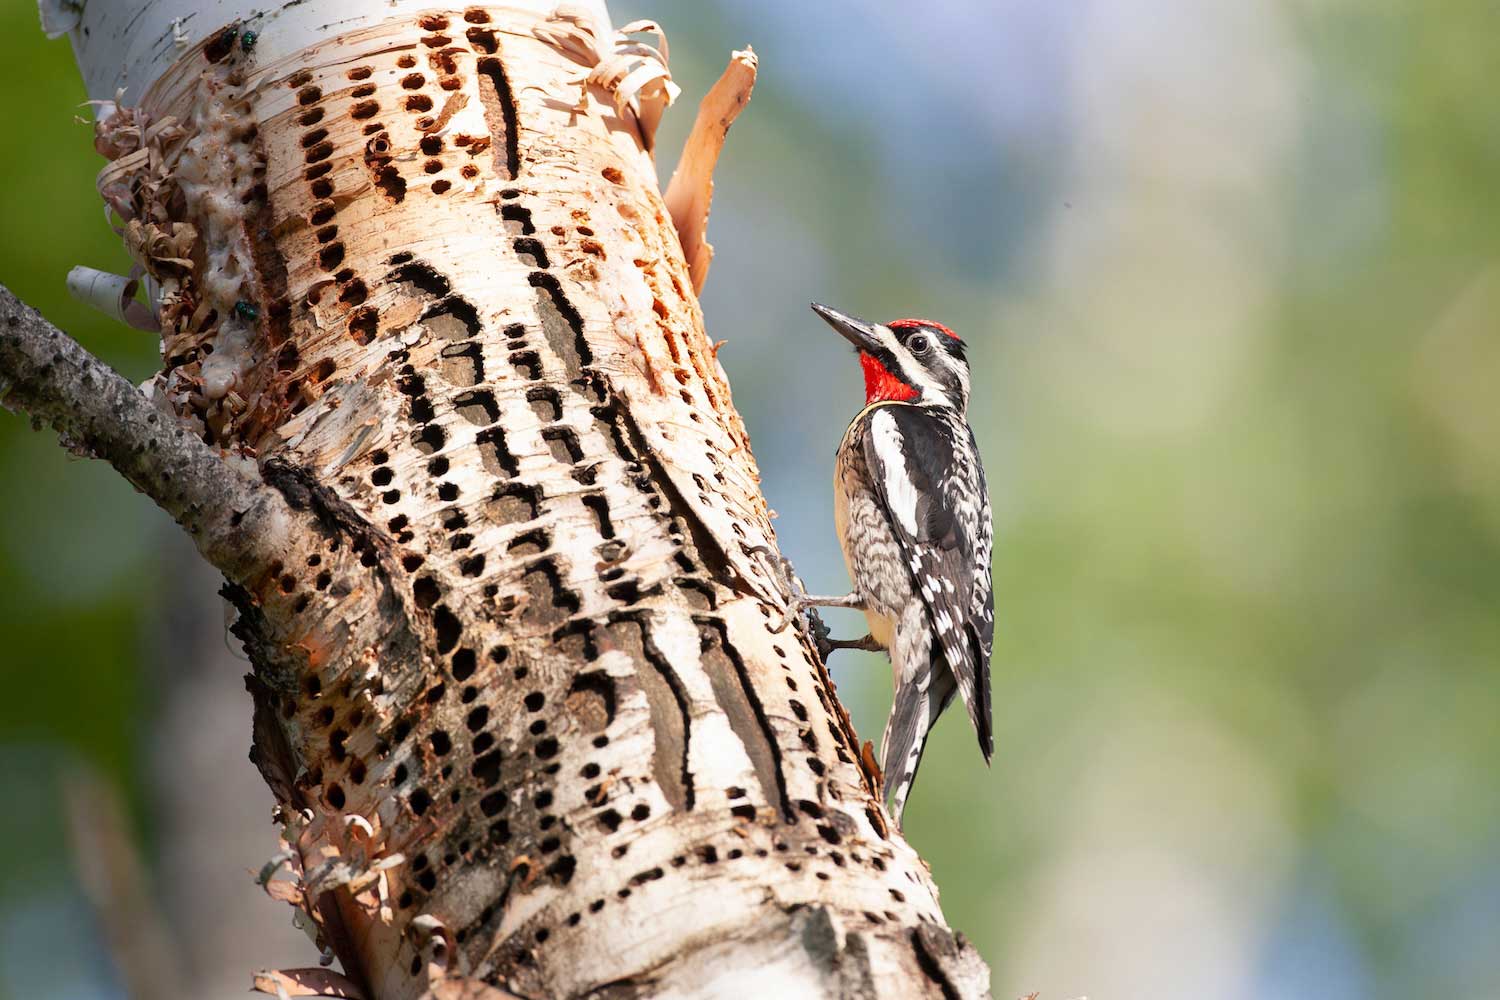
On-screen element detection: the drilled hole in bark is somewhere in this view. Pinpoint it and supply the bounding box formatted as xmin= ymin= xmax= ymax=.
xmin=350 ymin=99 xmax=379 ymax=120
xmin=413 ymin=424 xmax=446 ymax=454
xmin=459 ymin=554 xmax=485 ymax=577
xmin=297 ymin=86 xmax=322 ymax=106
xmin=513 ymin=238 xmax=548 ymax=268
xmin=467 ymin=26 xmax=498 ymax=53
xmin=311 ymin=178 xmax=334 ymax=201
xmin=439 ymin=342 xmax=483 ymax=385
xmin=311 ymin=356 xmax=341 ymax=386
xmin=509 ymin=350 xmax=541 ymax=380
xmin=454 ymin=389 xmax=498 ymax=425
xmin=410 ymin=787 xmax=432 ymax=815
xmin=476 ymin=427 xmax=519 ymax=477
xmin=530 ymin=272 xmax=591 ymax=378
xmin=541 ymin=426 xmax=583 ymax=464
xmin=429 ymin=605 xmax=461 ymax=652
xmin=333 ymin=281 xmax=367 ymax=310
xmin=472 ymin=750 xmax=501 ymax=787
xmin=508 ymin=529 xmax=548 ymax=556
xmin=319 ymin=243 xmax=346 ymax=271
xmin=423 ymin=296 xmax=480 ymax=340
xmin=547 ymin=855 xmax=576 ymax=886
xmin=499 ymin=203 xmax=534 ymax=235
xmin=522 ymin=560 xmax=580 ymax=624
xmin=406 ymin=94 xmax=434 ymax=112
xmin=374 ymin=164 xmax=406 ymax=202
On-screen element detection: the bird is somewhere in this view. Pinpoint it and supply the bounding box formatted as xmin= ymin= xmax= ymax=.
xmin=796 ymin=302 xmax=995 ymax=825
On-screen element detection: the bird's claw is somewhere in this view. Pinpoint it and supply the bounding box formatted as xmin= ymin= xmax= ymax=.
xmin=743 ymin=543 xmax=812 ymax=635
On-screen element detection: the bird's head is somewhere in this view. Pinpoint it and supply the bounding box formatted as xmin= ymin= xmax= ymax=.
xmin=811 ymin=303 xmax=970 ymax=412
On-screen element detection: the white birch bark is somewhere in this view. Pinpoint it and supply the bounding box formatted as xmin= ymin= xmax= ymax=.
xmin=30 ymin=1 xmax=995 ymax=996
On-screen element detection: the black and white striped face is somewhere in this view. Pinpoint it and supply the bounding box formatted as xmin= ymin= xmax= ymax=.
xmin=811 ymin=304 xmax=971 ymax=412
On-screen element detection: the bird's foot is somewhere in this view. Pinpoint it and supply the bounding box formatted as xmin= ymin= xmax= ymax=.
xmin=824 ymin=634 xmax=883 ymax=654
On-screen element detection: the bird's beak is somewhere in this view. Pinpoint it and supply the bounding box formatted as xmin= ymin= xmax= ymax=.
xmin=811 ymin=303 xmax=882 ymax=354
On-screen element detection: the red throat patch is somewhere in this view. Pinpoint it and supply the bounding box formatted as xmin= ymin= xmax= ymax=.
xmin=860 ymin=352 xmax=919 ymax=404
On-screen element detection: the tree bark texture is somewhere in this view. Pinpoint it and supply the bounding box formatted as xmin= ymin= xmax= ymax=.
xmin=26 ymin=2 xmax=993 ymax=997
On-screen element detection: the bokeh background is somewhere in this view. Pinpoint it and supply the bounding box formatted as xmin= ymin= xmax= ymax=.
xmin=2 ymin=1 xmax=1498 ymax=997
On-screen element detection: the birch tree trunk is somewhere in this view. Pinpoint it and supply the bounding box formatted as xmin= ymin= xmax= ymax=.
xmin=17 ymin=1 xmax=993 ymax=996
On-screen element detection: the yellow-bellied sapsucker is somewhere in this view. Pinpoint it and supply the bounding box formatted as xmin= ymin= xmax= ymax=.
xmin=799 ymin=303 xmax=994 ymax=825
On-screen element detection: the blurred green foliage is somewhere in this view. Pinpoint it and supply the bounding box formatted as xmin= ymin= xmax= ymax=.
xmin=0 ymin=0 xmax=165 ymax=912
xmin=0 ymin=1 xmax=1497 ymax=997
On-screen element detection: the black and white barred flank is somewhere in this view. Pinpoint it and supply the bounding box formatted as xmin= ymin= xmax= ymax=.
xmin=860 ymin=404 xmax=993 ymax=819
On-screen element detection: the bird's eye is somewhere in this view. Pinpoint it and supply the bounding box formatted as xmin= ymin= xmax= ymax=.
xmin=907 ymin=334 xmax=930 ymax=355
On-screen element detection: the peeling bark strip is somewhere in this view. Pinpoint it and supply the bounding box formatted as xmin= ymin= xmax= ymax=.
xmin=24 ymin=3 xmax=994 ymax=998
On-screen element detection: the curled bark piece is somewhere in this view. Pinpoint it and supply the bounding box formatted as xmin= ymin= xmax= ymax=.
xmin=664 ymin=48 xmax=758 ymax=295
xmin=66 ymin=265 xmax=158 ymax=331
xmin=533 ymin=6 xmax=681 ymax=150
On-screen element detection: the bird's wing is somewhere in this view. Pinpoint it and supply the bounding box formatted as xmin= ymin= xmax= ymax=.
xmin=863 ymin=405 xmax=994 ymax=760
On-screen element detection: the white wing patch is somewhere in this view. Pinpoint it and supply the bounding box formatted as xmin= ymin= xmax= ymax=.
xmin=870 ymin=409 xmax=921 ymax=537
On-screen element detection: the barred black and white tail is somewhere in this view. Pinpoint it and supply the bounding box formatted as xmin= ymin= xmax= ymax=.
xmin=881 ymin=663 xmax=957 ymax=825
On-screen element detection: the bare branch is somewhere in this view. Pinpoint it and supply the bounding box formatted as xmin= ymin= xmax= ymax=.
xmin=0 ymin=281 xmax=296 ymax=586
